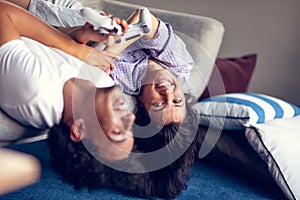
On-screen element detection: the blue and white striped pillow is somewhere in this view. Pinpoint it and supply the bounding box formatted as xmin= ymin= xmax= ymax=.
xmin=195 ymin=93 xmax=300 ymax=129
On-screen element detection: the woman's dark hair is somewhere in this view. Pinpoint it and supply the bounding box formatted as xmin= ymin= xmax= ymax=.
xmin=47 ymin=93 xmax=198 ymax=199
xmin=134 ymin=92 xmax=198 ymax=198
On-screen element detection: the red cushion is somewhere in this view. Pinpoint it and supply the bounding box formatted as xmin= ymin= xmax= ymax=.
xmin=199 ymin=54 xmax=257 ymax=100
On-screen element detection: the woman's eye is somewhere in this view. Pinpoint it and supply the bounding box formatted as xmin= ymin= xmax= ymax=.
xmin=173 ymin=99 xmax=182 ymax=104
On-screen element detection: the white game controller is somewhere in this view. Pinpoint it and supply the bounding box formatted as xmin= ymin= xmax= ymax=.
xmin=80 ymin=7 xmax=123 ymax=36
xmin=80 ymin=7 xmax=152 ymax=44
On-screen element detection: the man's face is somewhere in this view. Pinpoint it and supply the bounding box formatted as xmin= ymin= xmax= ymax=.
xmin=139 ymin=68 xmax=187 ymax=125
xmin=97 ymin=87 xmax=135 ymax=158
xmin=82 ymin=86 xmax=135 ymax=161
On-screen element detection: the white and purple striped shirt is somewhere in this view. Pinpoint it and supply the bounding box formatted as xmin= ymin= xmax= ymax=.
xmin=110 ymin=20 xmax=194 ymax=95
xmin=28 ymin=0 xmax=194 ymax=95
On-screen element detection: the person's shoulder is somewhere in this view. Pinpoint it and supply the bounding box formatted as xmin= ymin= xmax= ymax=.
xmin=0 ymin=38 xmax=24 ymax=52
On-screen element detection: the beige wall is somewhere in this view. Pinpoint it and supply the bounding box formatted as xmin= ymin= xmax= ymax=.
xmin=119 ymin=0 xmax=300 ymax=105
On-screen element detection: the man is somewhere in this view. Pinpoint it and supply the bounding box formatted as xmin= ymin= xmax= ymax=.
xmin=0 ymin=1 xmax=134 ymax=161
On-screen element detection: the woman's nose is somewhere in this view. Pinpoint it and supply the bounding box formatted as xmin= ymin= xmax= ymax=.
xmin=159 ymin=85 xmax=174 ymax=95
xmin=160 ymin=88 xmax=175 ymax=102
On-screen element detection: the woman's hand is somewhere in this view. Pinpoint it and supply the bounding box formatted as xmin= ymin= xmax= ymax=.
xmin=100 ymin=12 xmax=128 ymax=34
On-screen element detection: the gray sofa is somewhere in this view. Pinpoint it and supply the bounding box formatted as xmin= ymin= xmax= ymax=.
xmin=2 ymin=1 xmax=289 ymax=199
xmin=0 ymin=0 xmax=225 ymax=146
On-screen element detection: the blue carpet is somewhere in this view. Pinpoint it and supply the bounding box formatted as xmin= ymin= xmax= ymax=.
xmin=2 ymin=141 xmax=281 ymax=200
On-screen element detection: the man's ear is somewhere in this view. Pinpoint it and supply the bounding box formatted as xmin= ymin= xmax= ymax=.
xmin=70 ymin=119 xmax=86 ymax=142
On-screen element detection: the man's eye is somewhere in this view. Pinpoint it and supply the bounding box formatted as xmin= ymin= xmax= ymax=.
xmin=109 ymin=130 xmax=129 ymax=143
xmin=118 ymin=103 xmax=128 ymax=110
xmin=112 ymin=130 xmax=121 ymax=135
xmin=113 ymin=102 xmax=128 ymax=110
xmin=152 ymin=102 xmax=164 ymax=107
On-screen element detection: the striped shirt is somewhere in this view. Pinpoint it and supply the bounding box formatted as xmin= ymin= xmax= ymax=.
xmin=28 ymin=0 xmax=194 ymax=95
xmin=110 ymin=20 xmax=194 ymax=95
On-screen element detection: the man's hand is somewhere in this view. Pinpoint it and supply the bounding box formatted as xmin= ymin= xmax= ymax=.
xmin=67 ymin=13 xmax=128 ymax=45
xmin=65 ymin=12 xmax=128 ymax=74
xmin=84 ymin=48 xmax=118 ymax=75
xmin=66 ymin=23 xmax=106 ymax=44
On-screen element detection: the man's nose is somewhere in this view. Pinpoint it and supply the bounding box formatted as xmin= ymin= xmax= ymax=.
xmin=122 ymin=112 xmax=135 ymax=131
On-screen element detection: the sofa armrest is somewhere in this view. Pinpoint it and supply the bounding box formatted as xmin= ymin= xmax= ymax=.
xmin=0 ymin=110 xmax=48 ymax=147
xmin=0 ymin=0 xmax=225 ymax=145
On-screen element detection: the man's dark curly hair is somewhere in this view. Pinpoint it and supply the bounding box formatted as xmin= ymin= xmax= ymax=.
xmin=47 ymin=94 xmax=198 ymax=199
xmin=47 ymin=123 xmax=152 ymax=197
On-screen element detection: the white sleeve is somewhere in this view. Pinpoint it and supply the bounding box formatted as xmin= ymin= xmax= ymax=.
xmin=0 ymin=39 xmax=64 ymax=128
xmin=43 ymin=0 xmax=84 ymax=9
xmin=28 ymin=0 xmax=87 ymax=27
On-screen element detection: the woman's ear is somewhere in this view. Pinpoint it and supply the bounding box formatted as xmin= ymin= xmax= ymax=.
xmin=70 ymin=119 xmax=86 ymax=142
xmin=138 ymin=95 xmax=144 ymax=103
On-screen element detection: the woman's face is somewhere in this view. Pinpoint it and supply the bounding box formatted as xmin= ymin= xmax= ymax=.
xmin=139 ymin=68 xmax=187 ymax=125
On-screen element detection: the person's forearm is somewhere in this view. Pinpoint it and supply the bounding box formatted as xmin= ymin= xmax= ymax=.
xmin=4 ymin=0 xmax=30 ymax=9
xmin=136 ymin=19 xmax=194 ymax=84
xmin=28 ymin=0 xmax=86 ymax=27
xmin=7 ymin=0 xmax=86 ymax=28
xmin=4 ymin=0 xmax=83 ymax=39
xmin=0 ymin=1 xmax=89 ymax=60
xmin=0 ymin=149 xmax=41 ymax=195
xmin=105 ymin=9 xmax=159 ymax=55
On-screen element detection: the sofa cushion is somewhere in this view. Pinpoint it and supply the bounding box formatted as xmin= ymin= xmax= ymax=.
xmin=0 ymin=110 xmax=47 ymax=146
xmin=194 ymin=92 xmax=300 ymax=130
xmin=199 ymin=54 xmax=257 ymax=100
xmin=245 ymin=115 xmax=300 ymax=200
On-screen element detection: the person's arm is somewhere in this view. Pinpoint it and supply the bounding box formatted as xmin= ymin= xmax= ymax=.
xmin=3 ymin=0 xmax=126 ymax=52
xmin=0 ymin=1 xmax=86 ymax=58
xmin=0 ymin=148 xmax=41 ymax=195
xmin=139 ymin=20 xmax=194 ymax=85
xmin=4 ymin=0 xmax=30 ymax=9
xmin=0 ymin=1 xmax=117 ymax=70
xmin=124 ymin=16 xmax=194 ymax=85
xmin=6 ymin=0 xmax=86 ymax=27
xmin=104 ymin=9 xmax=158 ymax=55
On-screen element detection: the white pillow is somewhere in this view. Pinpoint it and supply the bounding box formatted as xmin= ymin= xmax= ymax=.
xmin=245 ymin=115 xmax=300 ymax=200
xmin=194 ymin=93 xmax=300 ymax=129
